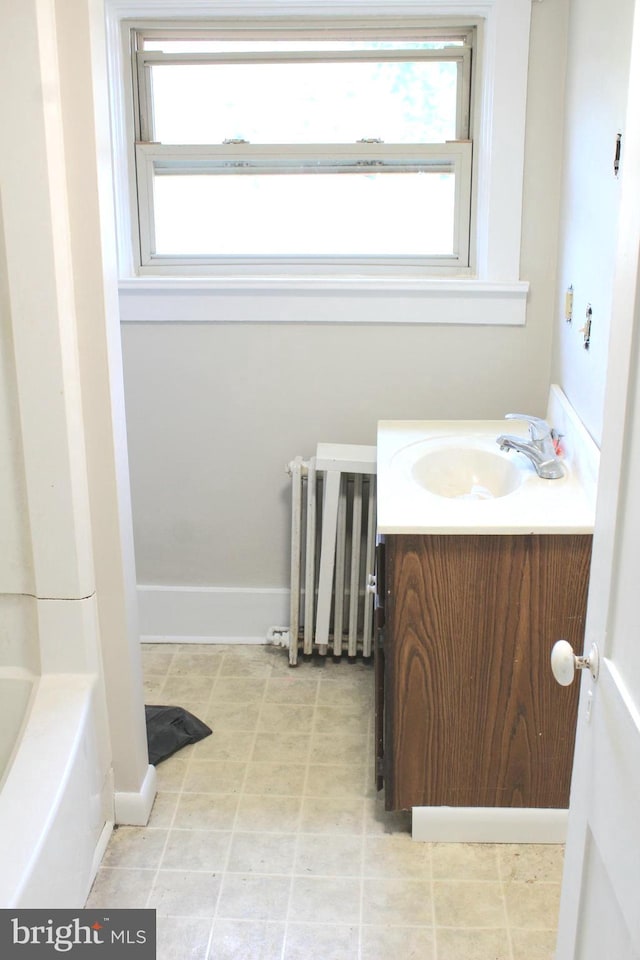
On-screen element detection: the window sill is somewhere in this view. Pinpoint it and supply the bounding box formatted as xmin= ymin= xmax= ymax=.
xmin=118 ymin=276 xmax=529 ymax=326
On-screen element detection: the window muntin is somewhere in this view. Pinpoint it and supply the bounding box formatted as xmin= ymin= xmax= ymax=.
xmin=131 ymin=23 xmax=474 ymax=274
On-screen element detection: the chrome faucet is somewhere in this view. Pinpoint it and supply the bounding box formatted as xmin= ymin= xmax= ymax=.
xmin=496 ymin=414 xmax=564 ymax=479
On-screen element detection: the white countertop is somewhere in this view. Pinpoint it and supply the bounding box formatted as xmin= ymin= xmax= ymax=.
xmin=377 ymin=387 xmax=599 ymax=536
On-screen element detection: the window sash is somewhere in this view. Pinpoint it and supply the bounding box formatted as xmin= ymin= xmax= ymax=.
xmin=135 ymin=141 xmax=472 ymax=271
xmin=134 ymin=27 xmax=473 ymax=144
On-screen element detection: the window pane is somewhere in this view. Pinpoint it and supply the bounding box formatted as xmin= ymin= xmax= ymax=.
xmin=151 ymin=61 xmax=458 ymax=144
xmin=152 ymin=171 xmax=455 ymax=256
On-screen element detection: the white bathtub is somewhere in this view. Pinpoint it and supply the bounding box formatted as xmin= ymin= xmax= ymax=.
xmin=0 ymin=673 xmax=113 ymax=907
xmin=0 ymin=673 xmax=34 ymax=790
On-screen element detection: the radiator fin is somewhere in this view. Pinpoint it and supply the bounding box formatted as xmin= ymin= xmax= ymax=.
xmin=286 ymin=444 xmax=377 ymax=667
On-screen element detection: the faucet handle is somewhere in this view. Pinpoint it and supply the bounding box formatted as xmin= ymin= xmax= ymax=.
xmin=504 ymin=413 xmax=551 ymax=442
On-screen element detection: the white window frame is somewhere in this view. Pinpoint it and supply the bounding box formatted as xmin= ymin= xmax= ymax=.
xmin=106 ymin=1 xmax=532 ymax=323
xmin=132 ymin=23 xmax=474 ymax=275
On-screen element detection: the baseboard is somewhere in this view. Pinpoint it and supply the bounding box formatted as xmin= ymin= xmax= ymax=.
xmin=137 ymin=584 xmax=289 ymax=643
xmin=114 ymin=764 xmax=157 ymax=826
xmin=89 ymin=819 xmax=114 ymax=882
xmin=411 ymin=806 xmax=568 ymax=843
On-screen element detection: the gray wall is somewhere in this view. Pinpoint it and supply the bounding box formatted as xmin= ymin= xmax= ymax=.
xmin=121 ymin=2 xmax=570 ymax=593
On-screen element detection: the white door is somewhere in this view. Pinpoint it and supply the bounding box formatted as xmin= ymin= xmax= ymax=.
xmin=555 ymin=5 xmax=640 ymax=957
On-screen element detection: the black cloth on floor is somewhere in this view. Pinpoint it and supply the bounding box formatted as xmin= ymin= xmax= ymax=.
xmin=145 ymin=705 xmax=212 ymax=765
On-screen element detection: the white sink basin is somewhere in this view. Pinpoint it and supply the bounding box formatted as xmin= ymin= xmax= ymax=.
xmin=405 ymin=439 xmax=523 ymax=500
xmin=377 ymin=388 xmax=599 ymax=535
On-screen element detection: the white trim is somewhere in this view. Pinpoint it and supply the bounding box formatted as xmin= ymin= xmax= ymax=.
xmin=106 ymin=0 xmax=532 ymax=294
xmin=137 ymin=584 xmax=290 ymax=642
xmin=119 ymin=277 xmax=527 ymax=294
xmin=114 ymin=763 xmax=158 ymax=825
xmin=90 ymin=818 xmax=115 ymax=881
xmin=411 ymin=806 xmax=568 ymax=843
xmin=119 ymin=278 xmax=529 ymax=324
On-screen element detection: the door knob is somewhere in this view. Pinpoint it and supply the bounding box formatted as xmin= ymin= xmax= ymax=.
xmin=551 ymin=640 xmax=600 ymax=686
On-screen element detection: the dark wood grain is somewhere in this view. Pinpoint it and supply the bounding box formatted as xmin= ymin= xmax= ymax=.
xmin=374 ymin=540 xmax=386 ymax=792
xmin=384 ymin=534 xmax=591 ymax=811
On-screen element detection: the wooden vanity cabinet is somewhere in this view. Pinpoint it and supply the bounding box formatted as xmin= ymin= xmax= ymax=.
xmin=375 ymin=534 xmax=592 ymax=812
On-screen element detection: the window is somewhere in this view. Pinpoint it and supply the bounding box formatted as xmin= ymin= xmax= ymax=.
xmin=130 ymin=21 xmax=474 ymax=276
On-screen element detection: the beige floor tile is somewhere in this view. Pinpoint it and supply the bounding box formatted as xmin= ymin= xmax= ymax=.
xmin=316 ymin=678 xmax=373 ymax=707
xmin=216 ymin=874 xmax=291 ymax=921
xmin=161 ymin=829 xmax=232 ymax=871
xmin=283 ymin=922 xmax=360 ymax=960
xmin=101 ymin=827 xmax=168 ymax=869
xmin=227 ymin=832 xmax=297 ymax=875
xmin=433 ymin=880 xmax=507 ymax=928
xmin=147 ymin=792 xmax=179 ymax=828
xmin=155 ymin=756 xmax=189 ymax=792
xmin=218 ymin=652 xmax=273 ymax=678
xmin=259 ymin=648 xmax=293 ymax=675
xmin=294 ymin=833 xmax=363 ymax=877
xmin=242 ymin=761 xmax=307 ymax=797
xmin=313 ymin=703 xmax=369 ymax=734
xmin=304 ymin=763 xmax=367 ymax=798
xmin=432 ymin=843 xmax=500 ymax=881
xmin=144 ymin=643 xmax=183 ymax=655
xmin=149 ymin=869 xmax=222 ymax=918
xmin=168 ymin=652 xmax=224 ymax=677
xmin=173 ymin=793 xmax=239 ymax=831
xmin=192 ymin=730 xmax=255 ymax=762
xmin=503 ymin=881 xmax=562 ymax=930
xmin=363 ymin=796 xmax=412 ymax=837
xmin=211 ymin=677 xmax=268 ymax=703
xmin=499 ymin=844 xmax=564 ymax=883
xmin=86 ymin=868 xmax=155 ymax=908
xmin=511 ymin=927 xmax=558 ymax=959
xmin=288 ymin=876 xmax=362 ymax=924
xmin=234 ymin=794 xmax=302 ymax=833
xmin=156 ymin=916 xmax=212 ymax=960
xmin=208 ymin=919 xmax=285 ymax=960
xmin=310 ymin=732 xmax=369 ymax=765
xmin=361 ymin=877 xmax=432 ymax=925
xmin=164 ymin=700 xmax=210 ymax=721
xmin=183 ymin=760 xmax=247 ymax=795
xmin=252 ymin=732 xmax=311 ymax=764
xmin=435 ymin=926 xmax=511 ymax=960
xmin=205 ymin=700 xmax=261 ymax=731
xmin=161 ymin=676 xmax=215 ymax=702
xmin=299 ymin=796 xmax=365 ymax=835
xmin=258 ymin=702 xmax=314 ymax=734
xmin=144 ymin=677 xmax=165 ymax=700
xmin=264 ymin=676 xmax=319 ymax=705
xmin=361 ymin=925 xmax=435 ymax=960
xmin=89 ymin=647 xmax=563 ymax=957
xmin=174 ymin=643 xmax=223 ymax=655
xmin=363 ymin=835 xmax=431 ymax=880
xmin=141 ymin=649 xmax=176 ymax=675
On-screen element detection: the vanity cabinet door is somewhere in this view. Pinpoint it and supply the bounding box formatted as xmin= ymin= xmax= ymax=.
xmin=373 ymin=538 xmax=386 ymax=792
xmin=383 ymin=534 xmax=591 ymax=812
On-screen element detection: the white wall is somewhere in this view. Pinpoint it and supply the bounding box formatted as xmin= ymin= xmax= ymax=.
xmin=120 ymin=3 xmax=571 ymax=630
xmin=552 ymin=0 xmax=636 ymax=445
xmin=0 ymin=184 xmax=38 ymax=672
xmin=1 ymin=0 xmax=154 ymax=828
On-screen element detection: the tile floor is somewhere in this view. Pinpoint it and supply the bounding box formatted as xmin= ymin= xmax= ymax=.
xmin=86 ymin=643 xmax=564 ymax=959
